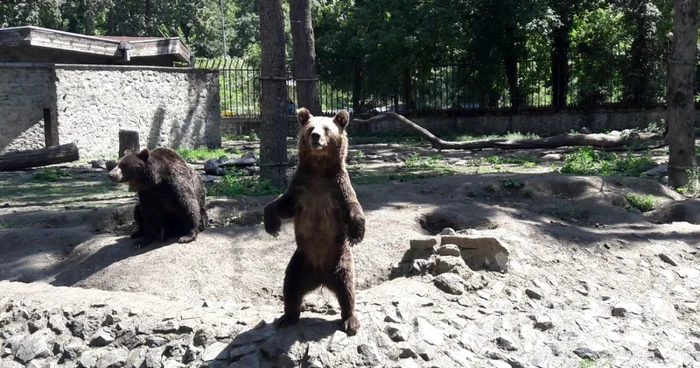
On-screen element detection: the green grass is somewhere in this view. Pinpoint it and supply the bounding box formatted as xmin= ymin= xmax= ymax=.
xmin=625 ymin=192 xmax=656 ymax=212
xmin=207 ymin=171 xmax=282 ymax=197
xmin=31 ymin=168 xmax=72 ymax=182
xmin=561 ymin=147 xmax=656 ymax=177
xmin=176 ymin=147 xmax=231 ymax=161
xmin=579 ymin=359 xmax=597 ymax=368
xmin=549 ymin=203 xmax=588 ymax=221
xmin=404 ymin=153 xmax=445 ymax=169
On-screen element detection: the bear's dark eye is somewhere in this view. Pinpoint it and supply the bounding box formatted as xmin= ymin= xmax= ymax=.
xmin=324 ymin=126 xmax=330 ymax=133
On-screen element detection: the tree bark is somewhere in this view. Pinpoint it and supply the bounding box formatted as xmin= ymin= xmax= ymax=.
xmin=666 ymin=0 xmax=698 ymax=188
xmin=258 ymin=0 xmax=289 ymax=189
xmin=0 ymin=143 xmax=80 ymax=171
xmin=290 ymin=0 xmax=322 ymax=115
xmin=353 ymin=113 xmax=664 ymax=151
xmin=551 ymin=25 xmax=570 ymax=108
xmin=118 ymin=130 xmax=140 ymax=158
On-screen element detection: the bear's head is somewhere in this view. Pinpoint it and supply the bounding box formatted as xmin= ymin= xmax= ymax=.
xmin=297 ymin=108 xmax=349 ymax=162
xmin=108 ymin=148 xmax=156 ymax=190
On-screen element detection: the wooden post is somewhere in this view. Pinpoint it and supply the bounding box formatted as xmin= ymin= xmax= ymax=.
xmin=0 ymin=143 xmax=80 ymax=171
xmin=118 ymin=130 xmax=140 ymax=158
xmin=43 ymin=108 xmax=58 ymax=147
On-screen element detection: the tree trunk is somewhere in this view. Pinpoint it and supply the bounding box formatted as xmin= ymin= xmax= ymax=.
xmin=0 ymin=143 xmax=80 ymax=171
xmin=352 ymin=60 xmax=363 ymax=113
xmin=551 ymin=25 xmax=570 ymax=108
xmin=118 ymin=130 xmax=140 ymax=158
xmin=666 ymin=0 xmax=698 ymax=188
xmin=290 ymin=0 xmax=322 ymax=115
xmin=403 ymin=68 xmax=416 ymax=111
xmin=258 ymin=0 xmax=289 ymax=189
xmin=354 ymin=113 xmax=665 ymax=151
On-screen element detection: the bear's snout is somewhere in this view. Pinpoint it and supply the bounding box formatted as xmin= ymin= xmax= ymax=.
xmin=108 ymin=166 xmax=123 ymax=182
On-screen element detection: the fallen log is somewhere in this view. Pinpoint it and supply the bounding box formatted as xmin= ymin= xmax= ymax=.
xmin=353 ymin=112 xmax=665 ymax=151
xmin=0 ymin=143 xmax=80 ymax=171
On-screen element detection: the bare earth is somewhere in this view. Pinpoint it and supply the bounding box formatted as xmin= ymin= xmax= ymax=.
xmin=1 ymin=142 xmax=700 ymax=368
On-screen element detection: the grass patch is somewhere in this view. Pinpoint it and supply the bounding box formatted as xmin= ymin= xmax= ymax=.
xmin=207 ymin=171 xmax=282 ymax=197
xmin=404 ymin=153 xmax=445 ymax=170
xmin=32 ymin=168 xmax=72 ymax=182
xmin=176 ymin=147 xmax=231 ymax=161
xmin=561 ymin=147 xmax=655 ymax=177
xmin=579 ymin=359 xmax=597 ymax=368
xmin=625 ymin=193 xmax=656 ymax=212
xmin=549 ymin=203 xmax=588 ymax=222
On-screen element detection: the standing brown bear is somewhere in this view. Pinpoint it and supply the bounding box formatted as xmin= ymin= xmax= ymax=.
xmin=263 ymin=108 xmax=366 ymax=335
xmin=109 ymin=147 xmax=208 ymax=249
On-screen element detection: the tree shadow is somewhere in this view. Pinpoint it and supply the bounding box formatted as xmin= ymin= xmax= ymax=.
xmin=147 ymin=106 xmax=166 ymax=150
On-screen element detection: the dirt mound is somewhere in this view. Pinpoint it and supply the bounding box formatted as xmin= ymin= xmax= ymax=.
xmin=650 ymin=198 xmax=700 ymax=225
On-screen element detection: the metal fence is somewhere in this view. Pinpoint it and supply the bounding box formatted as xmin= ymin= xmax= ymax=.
xmin=195 ymin=54 xmax=700 ymax=117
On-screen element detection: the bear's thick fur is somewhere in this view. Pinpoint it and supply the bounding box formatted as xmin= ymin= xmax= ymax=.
xmin=108 ymin=147 xmax=208 ymax=249
xmin=263 ymin=108 xmax=366 ymax=335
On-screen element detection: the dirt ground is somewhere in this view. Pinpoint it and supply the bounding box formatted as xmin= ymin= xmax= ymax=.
xmin=1 ymin=140 xmax=700 ymax=367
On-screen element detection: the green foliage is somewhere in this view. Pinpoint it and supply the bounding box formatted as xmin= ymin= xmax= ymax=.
xmin=176 ymin=147 xmax=230 ymax=161
xmin=207 ymin=172 xmax=282 ymax=197
xmin=502 ymin=179 xmax=523 ymax=188
xmin=625 ymin=192 xmax=656 ymax=212
xmin=561 ymin=147 xmax=656 ymax=177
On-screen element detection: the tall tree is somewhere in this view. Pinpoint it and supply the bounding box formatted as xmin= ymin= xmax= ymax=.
xmin=666 ymin=0 xmax=698 ymax=187
xmin=290 ymin=0 xmax=322 ymax=114
xmin=257 ymin=0 xmax=288 ymax=189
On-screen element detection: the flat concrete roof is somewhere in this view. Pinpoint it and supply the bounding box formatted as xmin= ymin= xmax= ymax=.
xmin=0 ymin=26 xmax=191 ymax=66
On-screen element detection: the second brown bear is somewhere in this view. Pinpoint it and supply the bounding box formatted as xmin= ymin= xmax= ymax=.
xmin=263 ymin=107 xmax=366 ymax=335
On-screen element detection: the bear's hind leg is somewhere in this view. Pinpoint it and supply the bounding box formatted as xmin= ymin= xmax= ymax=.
xmin=277 ymin=250 xmax=321 ymax=329
xmin=130 ymin=204 xmax=144 ymax=239
xmin=325 ymin=248 xmax=359 ymax=335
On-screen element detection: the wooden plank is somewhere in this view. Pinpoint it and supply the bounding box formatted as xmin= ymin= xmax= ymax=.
xmin=0 ymin=143 xmax=80 ymax=171
xmin=118 ymin=130 xmax=140 ymax=158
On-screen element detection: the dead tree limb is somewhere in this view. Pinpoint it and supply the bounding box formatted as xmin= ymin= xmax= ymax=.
xmin=353 ymin=112 xmax=665 ymax=151
xmin=0 ymin=143 xmax=80 ymax=171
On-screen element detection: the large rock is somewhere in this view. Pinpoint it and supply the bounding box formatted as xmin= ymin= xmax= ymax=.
xmin=440 ymin=235 xmax=510 ymax=272
xmin=13 ymin=329 xmax=53 ymax=363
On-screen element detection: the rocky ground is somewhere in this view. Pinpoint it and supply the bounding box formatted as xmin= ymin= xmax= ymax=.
xmin=1 ymin=141 xmax=700 ymax=368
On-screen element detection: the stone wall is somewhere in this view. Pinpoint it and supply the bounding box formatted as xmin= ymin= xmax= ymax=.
xmin=0 ymin=64 xmax=221 ymax=160
xmin=221 ymin=108 xmax=700 ymax=138
xmin=0 ymin=67 xmax=57 ymax=153
xmin=54 ymin=65 xmax=221 ymax=159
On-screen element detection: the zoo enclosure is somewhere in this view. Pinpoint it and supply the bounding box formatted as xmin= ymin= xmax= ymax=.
xmin=196 ymin=52 xmax=700 ymax=118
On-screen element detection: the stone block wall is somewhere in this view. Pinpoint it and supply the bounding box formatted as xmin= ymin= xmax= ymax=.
xmin=0 ymin=67 xmax=57 ymax=153
xmin=0 ymin=64 xmax=221 ymax=160
xmin=54 ymin=65 xmax=221 ymax=159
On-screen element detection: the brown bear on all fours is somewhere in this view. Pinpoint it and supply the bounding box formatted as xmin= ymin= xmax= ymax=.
xmin=263 ymin=107 xmax=366 ymax=335
xmin=108 ymin=147 xmax=208 ymax=249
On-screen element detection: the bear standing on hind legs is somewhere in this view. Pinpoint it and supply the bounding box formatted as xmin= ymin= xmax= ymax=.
xmin=263 ymin=108 xmax=366 ymax=335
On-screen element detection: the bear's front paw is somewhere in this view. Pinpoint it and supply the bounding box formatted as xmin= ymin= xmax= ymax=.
xmin=348 ymin=213 xmax=365 ymax=246
xmin=264 ymin=217 xmax=281 ymax=237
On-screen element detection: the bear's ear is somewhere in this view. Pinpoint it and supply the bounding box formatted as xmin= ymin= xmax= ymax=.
xmin=137 ymin=148 xmax=150 ymax=161
xmin=333 ymin=110 xmax=350 ymax=129
xmin=297 ymin=107 xmax=312 ymax=126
